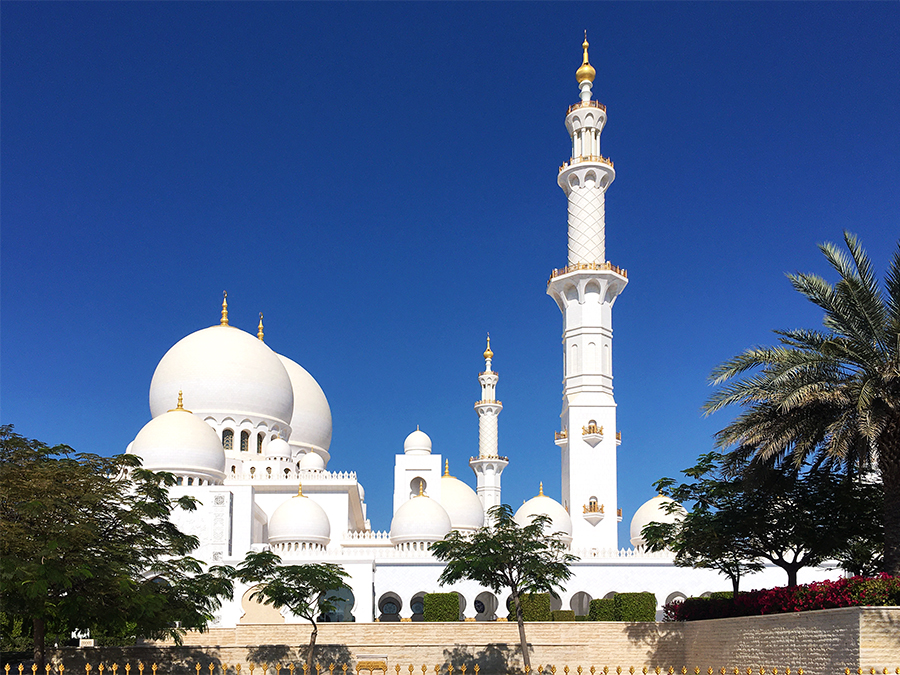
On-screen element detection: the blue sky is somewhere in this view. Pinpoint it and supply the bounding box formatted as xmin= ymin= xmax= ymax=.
xmin=2 ymin=2 xmax=898 ymax=541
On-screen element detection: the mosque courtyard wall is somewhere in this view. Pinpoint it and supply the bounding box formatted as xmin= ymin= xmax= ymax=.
xmin=54 ymin=607 xmax=900 ymax=675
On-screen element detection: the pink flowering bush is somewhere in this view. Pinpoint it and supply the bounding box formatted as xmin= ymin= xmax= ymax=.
xmin=664 ymin=575 xmax=900 ymax=621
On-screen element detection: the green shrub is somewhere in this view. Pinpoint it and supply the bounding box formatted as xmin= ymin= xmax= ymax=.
xmin=551 ymin=610 xmax=575 ymax=621
xmin=588 ymin=598 xmax=616 ymax=621
xmin=518 ymin=593 xmax=552 ymax=621
xmin=708 ymin=591 xmax=733 ymax=600
xmin=423 ymin=592 xmax=460 ymax=621
xmin=614 ymin=592 xmax=657 ymax=621
xmin=575 ymin=615 xmax=589 ymax=621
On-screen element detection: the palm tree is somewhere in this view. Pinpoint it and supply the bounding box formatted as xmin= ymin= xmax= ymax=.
xmin=704 ymin=232 xmax=900 ymax=575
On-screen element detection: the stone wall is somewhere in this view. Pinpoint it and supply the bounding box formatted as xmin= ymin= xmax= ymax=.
xmin=52 ymin=608 xmax=900 ymax=675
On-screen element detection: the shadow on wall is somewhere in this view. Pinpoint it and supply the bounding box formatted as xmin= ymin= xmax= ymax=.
xmin=621 ymin=621 xmax=686 ymax=667
xmin=246 ymin=644 xmax=352 ymax=668
xmin=443 ymin=643 xmax=531 ymax=675
xmin=51 ymin=646 xmax=223 ymax=675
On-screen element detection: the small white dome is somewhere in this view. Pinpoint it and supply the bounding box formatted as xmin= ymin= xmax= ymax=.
xmin=149 ymin=325 xmax=294 ymax=429
xmin=440 ymin=473 xmax=485 ymax=532
xmin=268 ymin=488 xmax=331 ymax=547
xmin=131 ymin=406 xmax=225 ymax=483
xmin=630 ymin=494 xmax=685 ymax=549
xmin=390 ymin=494 xmax=452 ymax=545
xmin=266 ymin=438 xmax=292 ymax=459
xmin=404 ymin=428 xmax=432 ymax=455
xmin=515 ymin=489 xmax=573 ymax=545
xmin=299 ymin=451 xmax=326 ymax=472
xmin=277 ymin=354 xmax=332 ymax=460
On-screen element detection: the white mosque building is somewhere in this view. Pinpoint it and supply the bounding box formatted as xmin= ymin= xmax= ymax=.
xmin=126 ymin=39 xmax=829 ymax=626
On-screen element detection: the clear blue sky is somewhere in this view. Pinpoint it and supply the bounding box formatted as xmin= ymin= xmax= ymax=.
xmin=2 ymin=2 xmax=898 ymax=541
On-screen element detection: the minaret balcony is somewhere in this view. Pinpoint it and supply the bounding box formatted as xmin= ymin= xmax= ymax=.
xmin=567 ymin=100 xmax=606 ymax=115
xmin=581 ymin=423 xmax=603 ymax=447
xmin=558 ymin=154 xmax=614 ymax=173
xmin=583 ymin=501 xmax=604 ymax=526
xmin=548 ymin=260 xmax=628 ymax=283
xmin=554 ymin=429 xmax=568 ymax=448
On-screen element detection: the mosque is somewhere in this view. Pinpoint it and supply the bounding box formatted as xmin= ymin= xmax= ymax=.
xmin=126 ymin=39 xmax=825 ymax=625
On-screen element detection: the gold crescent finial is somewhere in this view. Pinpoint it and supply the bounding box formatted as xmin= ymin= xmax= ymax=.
xmin=539 ymin=482 xmax=544 ymax=496
xmin=297 ymin=482 xmax=304 ymax=497
xmin=484 ymin=333 xmax=493 ymax=360
xmin=220 ymin=291 xmax=229 ymax=326
xmin=576 ymin=32 xmax=596 ymax=84
xmin=418 ymin=480 xmax=424 ymax=497
xmin=258 ymin=313 xmax=264 ymax=341
xmin=444 ymin=459 xmax=450 ymax=476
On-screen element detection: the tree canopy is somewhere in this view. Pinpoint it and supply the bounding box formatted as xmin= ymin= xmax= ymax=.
xmin=0 ymin=426 xmax=234 ymax=668
xmin=705 ymin=232 xmax=900 ymax=575
xmin=234 ymin=551 xmax=349 ymax=666
xmin=430 ymin=504 xmax=577 ymax=670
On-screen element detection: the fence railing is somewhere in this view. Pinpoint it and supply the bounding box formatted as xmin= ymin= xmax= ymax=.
xmin=7 ymin=666 xmax=900 ymax=675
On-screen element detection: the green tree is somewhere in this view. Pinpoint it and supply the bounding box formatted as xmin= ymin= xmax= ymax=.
xmin=0 ymin=426 xmax=234 ymax=671
xmin=430 ymin=504 xmax=577 ymax=671
xmin=234 ymin=551 xmax=349 ymax=666
xmin=705 ymin=232 xmax=900 ymax=574
xmin=642 ymin=454 xmax=763 ymax=595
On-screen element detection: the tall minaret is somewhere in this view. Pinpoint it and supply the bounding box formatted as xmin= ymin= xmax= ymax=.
xmin=546 ymin=35 xmax=627 ymax=551
xmin=469 ymin=336 xmax=508 ymax=511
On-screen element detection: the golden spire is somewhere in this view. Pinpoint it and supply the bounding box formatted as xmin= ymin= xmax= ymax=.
xmin=168 ymin=390 xmax=192 ymax=413
xmin=220 ymin=291 xmax=229 ymax=326
xmin=483 ymin=333 xmax=493 ymax=360
xmin=257 ymin=313 xmax=264 ymax=341
xmin=444 ymin=459 xmax=450 ymax=476
xmin=538 ymin=482 xmax=544 ymax=497
xmin=576 ymin=31 xmax=596 ymax=84
xmin=418 ymin=480 xmax=425 ymax=497
xmin=297 ymin=482 xmax=304 ymax=497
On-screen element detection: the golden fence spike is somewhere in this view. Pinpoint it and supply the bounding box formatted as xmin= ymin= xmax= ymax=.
xmin=408 ymin=667 xmax=413 ymax=675
xmin=858 ymin=670 xmax=863 ymax=675
xmin=316 ymin=667 xmax=321 ymax=675
xmin=733 ymin=669 xmax=738 ymax=675
xmin=395 ymin=667 xmax=400 ymax=675
xmin=4 ymin=664 xmax=9 ymax=675
xmin=99 ymin=666 xmax=105 ymax=675
xmin=720 ymin=669 xmax=726 ymax=675
xmin=32 ymin=665 xmax=37 ymax=675
xmin=461 ymin=666 xmax=467 ymax=675
xmin=250 ymin=665 xmax=256 ymax=675
xmin=138 ymin=664 xmax=143 ymax=675
xmin=474 ymin=667 xmax=479 ymax=675
xmin=773 ymin=669 xmax=778 ymax=675
xmin=552 ymin=668 xmax=557 ymax=675
xmin=448 ymin=666 xmax=454 ymax=675
xmin=19 ymin=666 xmax=25 ymax=675
xmin=196 ymin=665 xmax=202 ymax=675
xmin=422 ymin=667 xmax=427 ymax=675
xmin=603 ymin=667 xmax=608 ymax=675
xmin=126 ymin=666 xmax=132 ymax=675
xmin=112 ymin=665 xmax=119 ymax=675
xmin=538 ymin=667 xmax=543 ymax=675
xmin=681 ymin=668 xmax=686 ymax=675
xmin=263 ymin=666 xmax=269 ymax=675
xmin=434 ymin=665 xmax=440 ymax=675
xmin=222 ymin=664 xmax=230 ymax=675
xmin=616 ymin=668 xmax=621 ymax=675
xmin=302 ymin=665 xmax=308 ymax=675
xmin=630 ymin=668 xmax=634 ymax=675
xmin=578 ymin=668 xmax=583 ymax=675
xmin=84 ymin=666 xmax=90 ymax=675
xmin=797 ymin=671 xmax=804 ymax=675
xmin=151 ymin=665 xmax=158 ymax=675
xmin=565 ymin=667 xmax=570 ymax=675
xmin=209 ymin=664 xmax=215 ymax=675
xmin=655 ymin=669 xmax=661 ymax=675
xmin=524 ymin=667 xmax=530 ymax=675
xmin=330 ymin=666 xmax=335 ymax=675
xmin=870 ymin=670 xmax=876 ymax=674
xmin=342 ymin=667 xmax=347 ymax=675
xmin=288 ymin=665 xmax=294 ymax=675
xmin=786 ymin=669 xmax=792 ymax=675
xmin=236 ymin=665 xmax=242 ymax=675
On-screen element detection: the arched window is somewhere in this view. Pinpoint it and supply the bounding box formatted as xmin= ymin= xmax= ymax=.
xmin=176 ymin=477 xmax=183 ymax=486
xmin=249 ymin=466 xmax=256 ymax=476
xmin=284 ymin=468 xmax=291 ymax=477
xmin=257 ymin=433 xmax=263 ymax=454
xmin=187 ymin=477 xmax=194 ymax=486
xmin=240 ymin=430 xmax=250 ymax=453
xmin=223 ymin=429 xmax=234 ymax=451
xmin=266 ymin=467 xmax=272 ymax=477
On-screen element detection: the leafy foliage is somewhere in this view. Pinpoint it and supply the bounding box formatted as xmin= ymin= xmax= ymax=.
xmin=234 ymin=550 xmax=348 ymax=665
xmin=664 ymin=575 xmax=900 ymax=621
xmin=704 ymin=232 xmax=900 ymax=574
xmin=430 ymin=504 xmax=577 ymax=669
xmin=644 ymin=451 xmax=881 ymax=589
xmin=422 ymin=593 xmax=460 ymax=622
xmin=518 ymin=593 xmax=551 ymax=621
xmin=588 ymin=598 xmax=615 ymax=621
xmin=550 ymin=610 xmax=575 ymax=622
xmin=613 ymin=592 xmax=657 ymax=621
xmin=0 ymin=425 xmax=234 ymax=670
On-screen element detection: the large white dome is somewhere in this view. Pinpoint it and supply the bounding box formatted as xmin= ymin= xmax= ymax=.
xmin=629 ymin=494 xmax=685 ymax=549
xmin=149 ymin=325 xmax=294 ymax=429
xmin=277 ymin=354 xmax=332 ymax=459
xmin=515 ymin=487 xmax=573 ymax=545
xmin=390 ymin=494 xmax=452 ymax=545
xmin=440 ymin=473 xmax=484 ymax=532
xmin=130 ymin=403 xmax=226 ymax=484
xmin=268 ymin=488 xmax=331 ymax=548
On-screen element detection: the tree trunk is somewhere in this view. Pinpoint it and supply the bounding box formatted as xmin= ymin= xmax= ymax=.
xmin=510 ymin=589 xmax=530 ymax=671
xmin=730 ymin=574 xmax=740 ymax=596
xmin=33 ymin=617 xmax=46 ymax=675
xmin=305 ymin=620 xmax=318 ymax=668
xmin=879 ymin=432 xmax=900 ymax=576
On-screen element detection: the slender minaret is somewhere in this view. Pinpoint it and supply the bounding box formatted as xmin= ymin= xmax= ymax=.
xmin=546 ymin=35 xmax=627 ymax=551
xmin=469 ymin=336 xmax=508 ymax=511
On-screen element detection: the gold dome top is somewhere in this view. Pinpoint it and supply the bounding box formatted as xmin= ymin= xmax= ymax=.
xmin=484 ymin=334 xmax=493 ymax=360
xmin=220 ymin=291 xmax=229 ymax=326
xmin=576 ymin=34 xmax=596 ymax=84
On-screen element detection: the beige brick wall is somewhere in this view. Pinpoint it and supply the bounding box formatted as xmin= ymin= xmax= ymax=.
xmin=54 ymin=607 xmax=899 ymax=675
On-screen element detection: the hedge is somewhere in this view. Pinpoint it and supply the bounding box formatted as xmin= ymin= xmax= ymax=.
xmin=588 ymin=598 xmax=616 ymax=621
xmin=423 ymin=592 xmax=460 ymax=621
xmin=506 ymin=593 xmax=552 ymax=621
xmin=614 ymin=592 xmax=657 ymax=621
xmin=664 ymin=575 xmax=900 ymax=621
xmin=551 ymin=609 xmax=575 ymax=621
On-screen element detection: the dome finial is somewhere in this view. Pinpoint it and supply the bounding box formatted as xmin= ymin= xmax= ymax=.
xmin=220 ymin=291 xmax=229 ymax=326
xmin=576 ymin=31 xmax=596 ymax=85
xmin=418 ymin=480 xmax=425 ymax=497
xmin=257 ymin=313 xmax=264 ymax=341
xmin=297 ymin=482 xmax=304 ymax=497
xmin=444 ymin=459 xmax=450 ymax=476
xmin=484 ymin=333 xmax=493 ymax=361
xmin=168 ymin=389 xmax=192 ymax=413
xmin=538 ymin=482 xmax=544 ymax=496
